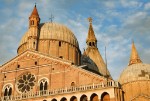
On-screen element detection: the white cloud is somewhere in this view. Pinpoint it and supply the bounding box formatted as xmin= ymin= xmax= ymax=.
xmin=120 ymin=0 xmax=142 ymax=8
xmin=144 ymin=2 xmax=150 ymax=10
xmin=103 ymin=1 xmax=115 ymax=9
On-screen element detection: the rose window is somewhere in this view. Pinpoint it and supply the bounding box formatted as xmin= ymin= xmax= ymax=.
xmin=17 ymin=73 xmax=36 ymax=93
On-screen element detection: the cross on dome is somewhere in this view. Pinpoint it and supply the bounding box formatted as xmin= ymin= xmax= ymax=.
xmin=49 ymin=14 xmax=54 ymax=23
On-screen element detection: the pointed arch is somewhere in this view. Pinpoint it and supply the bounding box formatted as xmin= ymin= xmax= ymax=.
xmin=90 ymin=93 xmax=98 ymax=101
xmin=39 ymin=78 xmax=49 ymax=91
xmin=80 ymin=94 xmax=88 ymax=101
xmin=3 ymin=84 xmax=13 ymax=97
xmin=101 ymin=92 xmax=110 ymax=101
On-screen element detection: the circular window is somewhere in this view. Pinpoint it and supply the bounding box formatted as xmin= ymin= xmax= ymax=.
xmin=17 ymin=73 xmax=36 ymax=93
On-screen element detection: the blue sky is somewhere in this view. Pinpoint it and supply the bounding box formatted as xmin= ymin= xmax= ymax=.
xmin=0 ymin=0 xmax=150 ymax=80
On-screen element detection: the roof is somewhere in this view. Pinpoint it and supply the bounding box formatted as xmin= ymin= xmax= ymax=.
xmin=119 ymin=63 xmax=150 ymax=84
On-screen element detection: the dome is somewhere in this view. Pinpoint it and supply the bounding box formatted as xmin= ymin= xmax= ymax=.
xmin=18 ymin=22 xmax=81 ymax=65
xmin=19 ymin=22 xmax=79 ymax=48
xmin=39 ymin=22 xmax=79 ymax=47
xmin=119 ymin=63 xmax=150 ymax=84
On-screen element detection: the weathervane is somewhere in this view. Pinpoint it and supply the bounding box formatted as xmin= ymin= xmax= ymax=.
xmin=49 ymin=14 xmax=54 ymax=23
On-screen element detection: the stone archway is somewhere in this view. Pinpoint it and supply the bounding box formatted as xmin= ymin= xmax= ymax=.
xmin=61 ymin=97 xmax=67 ymax=101
xmin=90 ymin=93 xmax=99 ymax=101
xmin=101 ymin=92 xmax=110 ymax=101
xmin=70 ymin=96 xmax=77 ymax=101
xmin=80 ymin=94 xmax=88 ymax=101
xmin=51 ymin=98 xmax=57 ymax=101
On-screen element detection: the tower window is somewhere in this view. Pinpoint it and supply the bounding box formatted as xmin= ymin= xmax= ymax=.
xmin=59 ymin=56 xmax=63 ymax=59
xmin=17 ymin=65 xmax=20 ymax=68
xmin=35 ymin=61 xmax=37 ymax=65
xmin=31 ymin=20 xmax=34 ymax=25
xmin=89 ymin=42 xmax=91 ymax=46
xmin=92 ymin=42 xmax=95 ymax=46
xmin=59 ymin=41 xmax=61 ymax=47
xmin=71 ymin=82 xmax=75 ymax=86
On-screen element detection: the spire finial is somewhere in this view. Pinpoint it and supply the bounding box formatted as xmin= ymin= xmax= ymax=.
xmin=88 ymin=17 xmax=92 ymax=24
xmin=35 ymin=3 xmax=36 ymax=7
xmin=129 ymin=41 xmax=142 ymax=65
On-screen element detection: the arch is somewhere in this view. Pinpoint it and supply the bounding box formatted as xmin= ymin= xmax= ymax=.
xmin=60 ymin=97 xmax=67 ymax=101
xmin=31 ymin=20 xmax=34 ymax=25
xmin=89 ymin=42 xmax=92 ymax=46
xmin=43 ymin=100 xmax=47 ymax=101
xmin=39 ymin=78 xmax=49 ymax=91
xmin=70 ymin=96 xmax=77 ymax=101
xmin=3 ymin=84 xmax=12 ymax=96
xmin=51 ymin=98 xmax=57 ymax=101
xmin=80 ymin=94 xmax=88 ymax=101
xmin=90 ymin=93 xmax=98 ymax=101
xmin=92 ymin=42 xmax=95 ymax=46
xmin=101 ymin=92 xmax=110 ymax=101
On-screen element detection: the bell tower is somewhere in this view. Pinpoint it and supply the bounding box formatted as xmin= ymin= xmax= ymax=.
xmin=29 ymin=4 xmax=40 ymax=28
xmin=86 ymin=17 xmax=97 ymax=48
xmin=27 ymin=4 xmax=40 ymax=51
xmin=84 ymin=17 xmax=111 ymax=78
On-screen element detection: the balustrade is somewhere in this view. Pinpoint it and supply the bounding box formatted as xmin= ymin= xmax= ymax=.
xmin=0 ymin=81 xmax=119 ymax=101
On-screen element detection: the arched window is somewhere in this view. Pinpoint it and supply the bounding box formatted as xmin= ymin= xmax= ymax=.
xmin=31 ymin=20 xmax=34 ymax=25
xmin=89 ymin=42 xmax=92 ymax=46
xmin=40 ymin=79 xmax=48 ymax=91
xmin=3 ymin=85 xmax=12 ymax=96
xmin=92 ymin=42 xmax=95 ymax=46
xmin=59 ymin=41 xmax=61 ymax=47
xmin=71 ymin=82 xmax=75 ymax=86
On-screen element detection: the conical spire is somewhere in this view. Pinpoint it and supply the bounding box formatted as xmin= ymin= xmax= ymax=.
xmin=129 ymin=41 xmax=142 ymax=65
xmin=30 ymin=4 xmax=39 ymax=18
xmin=29 ymin=4 xmax=40 ymax=28
xmin=86 ymin=17 xmax=97 ymax=47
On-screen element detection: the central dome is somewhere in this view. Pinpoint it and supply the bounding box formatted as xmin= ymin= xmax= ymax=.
xmin=39 ymin=22 xmax=79 ymax=47
xmin=18 ymin=22 xmax=81 ymax=65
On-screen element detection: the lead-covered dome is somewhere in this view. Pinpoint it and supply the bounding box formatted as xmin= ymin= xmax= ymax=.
xmin=18 ymin=22 xmax=81 ymax=65
xmin=39 ymin=22 xmax=79 ymax=47
xmin=18 ymin=22 xmax=79 ymax=49
xmin=119 ymin=63 xmax=150 ymax=84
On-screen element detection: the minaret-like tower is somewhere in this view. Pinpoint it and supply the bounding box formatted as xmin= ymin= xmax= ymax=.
xmin=129 ymin=41 xmax=142 ymax=65
xmin=27 ymin=4 xmax=40 ymax=51
xmin=86 ymin=17 xmax=97 ymax=48
xmin=85 ymin=17 xmax=111 ymax=78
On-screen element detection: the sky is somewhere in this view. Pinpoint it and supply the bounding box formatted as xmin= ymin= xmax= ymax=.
xmin=0 ymin=0 xmax=150 ymax=80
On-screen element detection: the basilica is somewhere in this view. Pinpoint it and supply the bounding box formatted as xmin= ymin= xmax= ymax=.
xmin=0 ymin=5 xmax=150 ymax=101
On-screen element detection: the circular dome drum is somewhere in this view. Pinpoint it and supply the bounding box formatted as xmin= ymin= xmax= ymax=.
xmin=18 ymin=22 xmax=81 ymax=65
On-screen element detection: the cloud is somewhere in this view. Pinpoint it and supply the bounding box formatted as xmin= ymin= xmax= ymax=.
xmin=120 ymin=0 xmax=142 ymax=8
xmin=144 ymin=2 xmax=150 ymax=10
